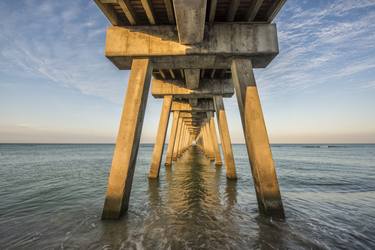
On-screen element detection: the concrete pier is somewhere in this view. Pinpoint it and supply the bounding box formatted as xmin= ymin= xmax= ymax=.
xmin=214 ymin=96 xmax=237 ymax=179
xmin=204 ymin=121 xmax=215 ymax=161
xmin=149 ymin=95 xmax=172 ymax=178
xmin=172 ymin=117 xmax=183 ymax=161
xmin=95 ymin=0 xmax=286 ymax=220
xmin=165 ymin=111 xmax=179 ymax=166
xmin=102 ymin=58 xmax=152 ymax=219
xmin=208 ymin=112 xmax=223 ymax=166
xmin=231 ymin=58 xmax=285 ymax=219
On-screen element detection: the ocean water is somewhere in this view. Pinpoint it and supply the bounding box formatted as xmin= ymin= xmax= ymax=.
xmin=0 ymin=143 xmax=374 ymax=249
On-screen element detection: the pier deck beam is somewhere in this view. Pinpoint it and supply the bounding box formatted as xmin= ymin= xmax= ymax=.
xmin=102 ymin=58 xmax=152 ymax=219
xmin=213 ymin=96 xmax=237 ymax=179
xmin=231 ymin=58 xmax=284 ymax=219
xmin=149 ymin=95 xmax=173 ymax=178
xmin=165 ymin=111 xmax=179 ymax=166
xmin=172 ymin=0 xmax=207 ymax=44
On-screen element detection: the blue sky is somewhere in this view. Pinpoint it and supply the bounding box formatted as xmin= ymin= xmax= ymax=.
xmin=0 ymin=0 xmax=374 ymax=143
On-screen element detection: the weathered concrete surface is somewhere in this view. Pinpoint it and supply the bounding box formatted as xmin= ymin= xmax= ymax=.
xmin=171 ymin=99 xmax=215 ymax=112
xmin=177 ymin=123 xmax=186 ymax=158
xmin=94 ymin=0 xmax=125 ymax=26
xmin=165 ymin=111 xmax=179 ymax=166
xmin=209 ymin=113 xmax=223 ymax=166
xmin=172 ymin=117 xmax=183 ymax=161
xmin=152 ymin=79 xmax=234 ymax=98
xmin=102 ymin=58 xmax=152 ymax=219
xmin=184 ymin=69 xmax=200 ymax=89
xmin=203 ymin=122 xmax=215 ymax=160
xmin=179 ymin=112 xmax=207 ymax=118
xmin=149 ymin=95 xmax=172 ymax=178
xmin=213 ymin=96 xmax=237 ymax=179
xmin=173 ymin=0 xmax=207 ymax=44
xmin=95 ymin=0 xmax=285 ymax=26
xmin=231 ymin=58 xmax=284 ymax=219
xmin=105 ymin=24 xmax=279 ymax=69
xmin=188 ymin=98 xmax=198 ymax=106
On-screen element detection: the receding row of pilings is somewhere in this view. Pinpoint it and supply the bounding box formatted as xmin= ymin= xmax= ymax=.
xmin=148 ymin=100 xmax=237 ymax=180
xmin=95 ymin=0 xmax=286 ymax=221
xmin=101 ymin=58 xmax=285 ymax=220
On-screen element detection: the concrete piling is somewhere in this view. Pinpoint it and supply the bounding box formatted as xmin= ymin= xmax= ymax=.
xmin=102 ymin=58 xmax=152 ymax=219
xmin=213 ymin=96 xmax=237 ymax=179
xmin=165 ymin=111 xmax=179 ymax=166
xmin=149 ymin=95 xmax=172 ymax=178
xmin=208 ymin=112 xmax=223 ymax=166
xmin=231 ymin=58 xmax=285 ymax=219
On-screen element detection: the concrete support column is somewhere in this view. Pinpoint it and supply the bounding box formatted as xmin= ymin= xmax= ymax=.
xmin=102 ymin=58 xmax=152 ymax=219
xmin=178 ymin=123 xmax=186 ymax=157
xmin=204 ymin=122 xmax=215 ymax=160
xmin=176 ymin=122 xmax=183 ymax=158
xmin=201 ymin=126 xmax=206 ymax=155
xmin=149 ymin=95 xmax=173 ymax=178
xmin=209 ymin=112 xmax=223 ymax=166
xmin=172 ymin=117 xmax=183 ymax=161
xmin=179 ymin=126 xmax=185 ymax=156
xmin=183 ymin=130 xmax=189 ymax=151
xmin=213 ymin=96 xmax=237 ymax=179
xmin=231 ymin=58 xmax=284 ymax=219
xmin=165 ymin=111 xmax=180 ymax=166
xmin=182 ymin=127 xmax=187 ymax=152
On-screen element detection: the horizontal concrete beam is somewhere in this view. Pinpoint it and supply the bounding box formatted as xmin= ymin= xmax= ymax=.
xmin=180 ymin=113 xmax=207 ymax=118
xmin=105 ymin=24 xmax=278 ymax=69
xmin=152 ymin=79 xmax=234 ymax=98
xmin=171 ymin=99 xmax=214 ymax=112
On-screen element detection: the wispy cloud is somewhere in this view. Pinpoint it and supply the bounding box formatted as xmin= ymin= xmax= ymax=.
xmin=0 ymin=0 xmax=125 ymax=104
xmin=256 ymin=0 xmax=375 ymax=98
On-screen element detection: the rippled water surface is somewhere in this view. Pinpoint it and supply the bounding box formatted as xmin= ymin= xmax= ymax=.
xmin=0 ymin=144 xmax=374 ymax=249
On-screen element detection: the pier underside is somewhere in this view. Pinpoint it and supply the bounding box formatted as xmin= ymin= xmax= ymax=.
xmin=95 ymin=0 xmax=286 ymax=220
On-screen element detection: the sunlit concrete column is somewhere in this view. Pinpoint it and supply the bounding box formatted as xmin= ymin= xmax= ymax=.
xmin=213 ymin=96 xmax=237 ymax=179
xmin=183 ymin=130 xmax=189 ymax=152
xmin=204 ymin=121 xmax=215 ymax=160
xmin=165 ymin=111 xmax=180 ymax=166
xmin=207 ymin=121 xmax=216 ymax=160
xmin=149 ymin=95 xmax=173 ymax=178
xmin=177 ymin=123 xmax=186 ymax=157
xmin=179 ymin=126 xmax=185 ymax=156
xmin=208 ymin=112 xmax=223 ymax=166
xmin=231 ymin=58 xmax=284 ymax=219
xmin=176 ymin=122 xmax=183 ymax=158
xmin=201 ymin=125 xmax=207 ymax=156
xmin=172 ymin=117 xmax=183 ymax=161
xmin=182 ymin=127 xmax=188 ymax=152
xmin=102 ymin=58 xmax=152 ymax=219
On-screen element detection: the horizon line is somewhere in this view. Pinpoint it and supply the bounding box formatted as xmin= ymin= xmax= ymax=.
xmin=0 ymin=142 xmax=374 ymax=145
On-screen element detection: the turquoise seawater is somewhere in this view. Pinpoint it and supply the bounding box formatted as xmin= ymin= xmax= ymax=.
xmin=0 ymin=144 xmax=374 ymax=249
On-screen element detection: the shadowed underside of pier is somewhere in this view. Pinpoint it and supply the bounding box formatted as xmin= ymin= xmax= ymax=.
xmin=94 ymin=0 xmax=286 ymax=221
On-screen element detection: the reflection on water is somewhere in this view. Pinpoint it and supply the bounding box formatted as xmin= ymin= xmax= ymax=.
xmin=0 ymin=144 xmax=374 ymax=249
